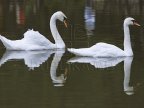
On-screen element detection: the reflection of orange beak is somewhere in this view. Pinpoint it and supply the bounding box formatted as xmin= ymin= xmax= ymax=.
xmin=134 ymin=22 xmax=141 ymax=27
xmin=64 ymin=68 xmax=68 ymax=79
xmin=64 ymin=20 xmax=68 ymax=28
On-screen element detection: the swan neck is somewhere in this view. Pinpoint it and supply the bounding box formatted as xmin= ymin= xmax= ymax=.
xmin=123 ymin=24 xmax=133 ymax=56
xmin=50 ymin=15 xmax=65 ymax=48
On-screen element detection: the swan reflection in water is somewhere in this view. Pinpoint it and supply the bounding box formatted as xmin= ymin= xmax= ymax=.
xmin=50 ymin=50 xmax=67 ymax=87
xmin=0 ymin=50 xmax=54 ymax=69
xmin=68 ymin=56 xmax=124 ymax=68
xmin=68 ymin=56 xmax=135 ymax=95
xmin=0 ymin=50 xmax=67 ymax=87
xmin=123 ymin=57 xmax=134 ymax=95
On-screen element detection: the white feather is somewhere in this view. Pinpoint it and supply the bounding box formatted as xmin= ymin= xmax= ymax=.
xmin=0 ymin=11 xmax=66 ymax=50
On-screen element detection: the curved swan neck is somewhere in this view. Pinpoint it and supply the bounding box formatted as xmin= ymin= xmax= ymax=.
xmin=50 ymin=14 xmax=65 ymax=48
xmin=123 ymin=24 xmax=133 ymax=56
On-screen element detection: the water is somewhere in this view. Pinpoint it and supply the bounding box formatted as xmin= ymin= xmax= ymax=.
xmin=0 ymin=0 xmax=144 ymax=108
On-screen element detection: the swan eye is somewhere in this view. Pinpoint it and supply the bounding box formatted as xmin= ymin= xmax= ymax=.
xmin=132 ymin=20 xmax=136 ymax=24
xmin=131 ymin=20 xmax=141 ymax=26
xmin=63 ymin=17 xmax=67 ymax=21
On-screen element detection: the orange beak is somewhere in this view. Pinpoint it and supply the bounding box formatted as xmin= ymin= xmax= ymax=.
xmin=134 ymin=22 xmax=141 ymax=27
xmin=64 ymin=20 xmax=68 ymax=28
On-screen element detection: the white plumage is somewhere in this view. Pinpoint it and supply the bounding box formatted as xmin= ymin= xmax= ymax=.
xmin=0 ymin=11 xmax=67 ymax=50
xmin=68 ymin=42 xmax=125 ymax=57
xmin=68 ymin=17 xmax=140 ymax=57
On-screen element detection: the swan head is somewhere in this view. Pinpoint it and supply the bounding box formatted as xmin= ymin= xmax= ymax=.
xmin=124 ymin=17 xmax=140 ymax=27
xmin=54 ymin=11 xmax=68 ymax=27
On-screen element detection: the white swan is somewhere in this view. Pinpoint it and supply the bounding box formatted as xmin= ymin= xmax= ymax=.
xmin=68 ymin=17 xmax=140 ymax=57
xmin=0 ymin=11 xmax=67 ymax=50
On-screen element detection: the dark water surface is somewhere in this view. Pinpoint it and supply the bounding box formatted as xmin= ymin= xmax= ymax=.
xmin=0 ymin=0 xmax=144 ymax=108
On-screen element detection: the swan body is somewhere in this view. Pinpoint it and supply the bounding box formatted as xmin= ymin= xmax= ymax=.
xmin=68 ymin=43 xmax=126 ymax=57
xmin=68 ymin=17 xmax=140 ymax=57
xmin=0 ymin=11 xmax=67 ymax=50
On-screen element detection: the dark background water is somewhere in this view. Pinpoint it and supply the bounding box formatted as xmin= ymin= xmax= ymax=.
xmin=0 ymin=0 xmax=144 ymax=108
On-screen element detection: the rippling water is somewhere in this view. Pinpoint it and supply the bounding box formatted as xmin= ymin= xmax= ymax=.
xmin=0 ymin=0 xmax=144 ymax=108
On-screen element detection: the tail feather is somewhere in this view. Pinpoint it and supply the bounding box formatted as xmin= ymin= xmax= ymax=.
xmin=67 ymin=48 xmax=77 ymax=54
xmin=68 ymin=47 xmax=94 ymax=56
xmin=0 ymin=35 xmax=12 ymax=49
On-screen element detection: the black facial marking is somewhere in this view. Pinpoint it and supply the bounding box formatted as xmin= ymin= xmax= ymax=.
xmin=132 ymin=20 xmax=136 ymax=23
xmin=63 ymin=17 xmax=67 ymax=21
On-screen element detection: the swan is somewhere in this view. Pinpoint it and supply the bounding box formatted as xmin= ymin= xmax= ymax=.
xmin=68 ymin=17 xmax=140 ymax=57
xmin=0 ymin=11 xmax=67 ymax=50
